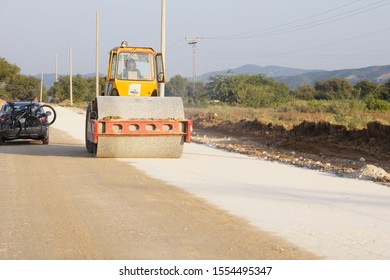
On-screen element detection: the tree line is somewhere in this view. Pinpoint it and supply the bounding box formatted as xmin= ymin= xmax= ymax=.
xmin=0 ymin=58 xmax=48 ymax=101
xmin=166 ymin=74 xmax=390 ymax=110
xmin=1 ymin=57 xmax=389 ymax=110
xmin=0 ymin=57 xmax=99 ymax=103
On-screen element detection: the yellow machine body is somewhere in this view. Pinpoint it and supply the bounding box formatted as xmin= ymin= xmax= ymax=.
xmin=102 ymin=43 xmax=165 ymax=97
xmin=85 ymin=42 xmax=192 ymax=158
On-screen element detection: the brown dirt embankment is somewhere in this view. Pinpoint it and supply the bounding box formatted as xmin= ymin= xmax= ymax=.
xmin=189 ymin=113 xmax=390 ymax=185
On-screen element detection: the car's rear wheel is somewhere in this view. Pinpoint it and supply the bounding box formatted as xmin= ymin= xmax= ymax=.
xmin=42 ymin=136 xmax=49 ymax=145
xmin=40 ymin=125 xmax=50 ymax=145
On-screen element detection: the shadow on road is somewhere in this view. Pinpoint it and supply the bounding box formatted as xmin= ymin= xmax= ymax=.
xmin=185 ymin=148 xmax=262 ymax=161
xmin=0 ymin=140 xmax=92 ymax=158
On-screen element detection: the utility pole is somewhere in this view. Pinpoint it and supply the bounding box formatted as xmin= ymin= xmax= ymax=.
xmin=159 ymin=0 xmax=166 ymax=97
xmin=55 ymin=54 xmax=58 ymax=82
xmin=96 ymin=11 xmax=99 ymax=97
xmin=185 ymin=37 xmax=203 ymax=94
xmin=69 ymin=47 xmax=73 ymax=106
xmin=40 ymin=71 xmax=43 ymax=102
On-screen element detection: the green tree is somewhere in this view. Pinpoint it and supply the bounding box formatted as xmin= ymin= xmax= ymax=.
xmin=186 ymin=81 xmax=207 ymax=106
xmin=206 ymin=75 xmax=240 ymax=104
xmin=238 ymin=83 xmax=276 ymax=107
xmin=0 ymin=86 xmax=9 ymax=100
xmin=293 ymin=84 xmax=316 ymax=100
xmin=0 ymin=58 xmax=22 ymax=100
xmin=166 ymin=75 xmax=207 ymax=105
xmin=72 ymin=74 xmax=94 ymax=102
xmin=48 ymin=76 xmax=70 ymax=102
xmin=314 ymin=78 xmax=354 ymax=100
xmin=380 ymin=80 xmax=390 ymax=101
xmin=354 ymin=80 xmax=379 ymax=99
xmin=0 ymin=57 xmax=20 ymax=83
xmin=166 ymin=75 xmax=188 ymax=99
xmin=206 ymin=74 xmax=291 ymax=108
xmin=248 ymin=75 xmax=291 ymax=106
xmin=5 ymin=75 xmax=44 ymax=101
xmin=48 ymin=75 xmax=96 ymax=102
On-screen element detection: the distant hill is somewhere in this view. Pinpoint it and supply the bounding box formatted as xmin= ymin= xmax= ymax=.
xmin=275 ymin=65 xmax=390 ymax=89
xmin=198 ymin=64 xmax=390 ymax=89
xmin=198 ymin=64 xmax=320 ymax=82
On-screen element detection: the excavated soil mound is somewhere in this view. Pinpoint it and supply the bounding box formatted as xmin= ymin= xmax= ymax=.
xmin=193 ymin=115 xmax=390 ymax=154
xmin=366 ymin=121 xmax=390 ymax=140
xmin=292 ymin=120 xmax=346 ymax=136
xmin=190 ymin=113 xmax=390 ymax=185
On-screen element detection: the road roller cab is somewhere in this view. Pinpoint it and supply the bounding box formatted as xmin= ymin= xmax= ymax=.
xmin=85 ymin=41 xmax=192 ymax=158
xmin=102 ymin=41 xmax=165 ymax=97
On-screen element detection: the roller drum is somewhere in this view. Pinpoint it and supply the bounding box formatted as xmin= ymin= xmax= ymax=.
xmin=96 ymin=96 xmax=185 ymax=120
xmin=94 ymin=96 xmax=186 ymax=158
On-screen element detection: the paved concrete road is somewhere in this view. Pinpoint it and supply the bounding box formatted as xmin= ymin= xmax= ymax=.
xmin=56 ymin=105 xmax=390 ymax=259
xmin=0 ymin=107 xmax=315 ymax=260
xmin=127 ymin=144 xmax=390 ymax=259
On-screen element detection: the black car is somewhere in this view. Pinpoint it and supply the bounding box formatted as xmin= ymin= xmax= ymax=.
xmin=0 ymin=101 xmax=50 ymax=144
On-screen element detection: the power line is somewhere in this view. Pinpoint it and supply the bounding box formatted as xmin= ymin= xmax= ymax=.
xmin=206 ymin=0 xmax=389 ymax=40
xmin=194 ymin=26 xmax=390 ymax=63
xmin=166 ymin=39 xmax=186 ymax=51
xmin=166 ymin=42 xmax=188 ymax=54
xmin=206 ymin=0 xmax=362 ymax=39
xmin=274 ymin=26 xmax=390 ymax=56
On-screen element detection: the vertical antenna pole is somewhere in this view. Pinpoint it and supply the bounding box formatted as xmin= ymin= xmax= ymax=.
xmin=40 ymin=71 xmax=43 ymax=102
xmin=159 ymin=0 xmax=166 ymax=97
xmin=96 ymin=11 xmax=100 ymax=97
xmin=55 ymin=54 xmax=58 ymax=82
xmin=69 ymin=47 xmax=73 ymax=106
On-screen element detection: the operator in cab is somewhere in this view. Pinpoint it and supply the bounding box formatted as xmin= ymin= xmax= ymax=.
xmin=123 ymin=58 xmax=142 ymax=80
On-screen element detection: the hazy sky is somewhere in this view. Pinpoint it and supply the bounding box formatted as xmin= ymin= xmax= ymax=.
xmin=1 ymin=0 xmax=389 ymax=78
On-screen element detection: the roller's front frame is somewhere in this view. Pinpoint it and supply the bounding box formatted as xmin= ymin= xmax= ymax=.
xmin=86 ymin=117 xmax=192 ymax=158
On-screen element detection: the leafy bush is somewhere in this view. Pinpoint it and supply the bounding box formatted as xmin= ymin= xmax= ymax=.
xmin=206 ymin=74 xmax=291 ymax=108
xmin=366 ymin=98 xmax=390 ymax=111
xmin=314 ymin=78 xmax=354 ymax=100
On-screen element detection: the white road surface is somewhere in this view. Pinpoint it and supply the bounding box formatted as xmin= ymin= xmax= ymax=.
xmin=53 ymin=105 xmax=390 ymax=259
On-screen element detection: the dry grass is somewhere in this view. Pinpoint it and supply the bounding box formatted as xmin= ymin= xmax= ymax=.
xmin=185 ymin=104 xmax=390 ymax=130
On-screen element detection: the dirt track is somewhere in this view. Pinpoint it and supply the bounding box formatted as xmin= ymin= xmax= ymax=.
xmin=0 ymin=128 xmax=317 ymax=260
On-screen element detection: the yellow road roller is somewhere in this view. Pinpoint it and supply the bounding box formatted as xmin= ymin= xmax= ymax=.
xmin=85 ymin=41 xmax=192 ymax=158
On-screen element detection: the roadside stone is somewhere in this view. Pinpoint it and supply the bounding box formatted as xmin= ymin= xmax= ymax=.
xmin=352 ymin=164 xmax=390 ymax=182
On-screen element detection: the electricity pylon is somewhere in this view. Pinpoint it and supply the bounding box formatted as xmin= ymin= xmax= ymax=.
xmin=185 ymin=37 xmax=204 ymax=93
